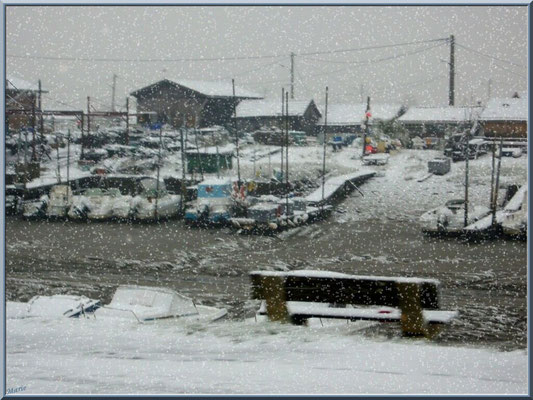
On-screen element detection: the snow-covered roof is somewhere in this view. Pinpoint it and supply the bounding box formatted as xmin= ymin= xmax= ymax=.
xmin=131 ymin=78 xmax=262 ymax=99
xmin=317 ymin=103 xmax=402 ymax=126
xmin=398 ymin=106 xmax=482 ymax=123
xmin=235 ymin=99 xmax=318 ymax=118
xmin=6 ymin=76 xmax=47 ymax=92
xmin=479 ymin=97 xmax=528 ymax=122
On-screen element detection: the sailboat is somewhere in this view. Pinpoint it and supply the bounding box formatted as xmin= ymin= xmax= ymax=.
xmin=420 ymin=131 xmax=497 ymax=236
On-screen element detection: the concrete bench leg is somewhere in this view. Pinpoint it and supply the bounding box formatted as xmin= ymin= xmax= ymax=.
xmin=260 ymin=275 xmax=290 ymax=323
xmin=396 ymin=282 xmax=428 ymax=337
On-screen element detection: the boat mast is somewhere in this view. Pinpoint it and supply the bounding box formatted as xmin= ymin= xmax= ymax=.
xmin=464 ymin=133 xmax=469 ymax=227
xmin=321 ymin=87 xmax=329 ymax=210
xmin=232 ymin=79 xmax=241 ymax=187
xmin=155 ymin=126 xmax=162 ymax=220
xmin=180 ymin=124 xmax=186 ymax=213
xmin=285 ymin=91 xmax=289 ymax=216
xmin=490 ymin=141 xmax=496 ymax=225
xmin=491 ymin=138 xmax=504 ymax=228
xmin=66 ymin=129 xmax=71 ymax=185
xmin=281 ymin=88 xmax=285 ymax=182
xmin=56 ymin=134 xmax=61 ymax=184
xmin=362 ymin=96 xmax=370 ymax=158
xmin=194 ymin=121 xmax=204 ymax=181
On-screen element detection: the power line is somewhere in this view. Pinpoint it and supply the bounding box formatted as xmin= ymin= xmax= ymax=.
xmin=6 ymin=38 xmax=448 ymax=63
xmin=299 ymin=42 xmax=447 ymax=66
xmin=455 ymin=42 xmax=527 ymax=69
xmin=6 ymin=52 xmax=287 ymax=63
xmin=297 ymin=37 xmax=448 ymax=56
xmin=6 ymin=78 xmax=38 ymax=105
xmin=456 ymin=49 xmax=527 ymax=79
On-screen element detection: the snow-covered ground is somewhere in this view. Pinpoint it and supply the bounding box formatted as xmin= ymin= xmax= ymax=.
xmin=5 ymin=305 xmax=528 ymax=395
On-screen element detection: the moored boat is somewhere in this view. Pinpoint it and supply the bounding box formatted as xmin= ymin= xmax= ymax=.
xmin=420 ymin=199 xmax=491 ymax=236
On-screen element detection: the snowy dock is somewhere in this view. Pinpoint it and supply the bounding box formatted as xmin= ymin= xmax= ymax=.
xmin=306 ymin=170 xmax=375 ymax=206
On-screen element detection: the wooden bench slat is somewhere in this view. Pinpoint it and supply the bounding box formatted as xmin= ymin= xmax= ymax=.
xmin=258 ymin=302 xmax=458 ymax=324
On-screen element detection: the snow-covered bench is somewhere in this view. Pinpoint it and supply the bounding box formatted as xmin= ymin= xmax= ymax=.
xmin=250 ymin=270 xmax=458 ymax=338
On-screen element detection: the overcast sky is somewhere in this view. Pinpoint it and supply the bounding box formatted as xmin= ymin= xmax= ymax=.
xmin=6 ymin=5 xmax=528 ymax=112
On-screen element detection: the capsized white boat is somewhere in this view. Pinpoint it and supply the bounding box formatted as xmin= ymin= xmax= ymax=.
xmin=8 ymin=286 xmax=227 ymax=324
xmin=95 ymin=285 xmax=228 ymax=323
xmin=420 ymin=199 xmax=491 ymax=234
xmin=7 ymin=294 xmax=102 ymax=319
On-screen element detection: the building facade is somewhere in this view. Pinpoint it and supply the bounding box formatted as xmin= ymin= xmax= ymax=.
xmin=234 ymin=99 xmax=321 ymax=135
xmin=479 ymin=95 xmax=527 ymax=138
xmin=130 ymin=79 xmax=262 ymax=128
xmin=398 ymin=106 xmax=482 ymax=138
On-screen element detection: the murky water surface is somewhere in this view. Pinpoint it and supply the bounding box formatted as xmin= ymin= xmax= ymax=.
xmin=5 ymin=179 xmax=527 ymax=350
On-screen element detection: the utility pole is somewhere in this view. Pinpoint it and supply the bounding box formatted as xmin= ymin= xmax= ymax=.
xmin=487 ymin=78 xmax=492 ymax=101
xmin=290 ymin=52 xmax=295 ymax=100
xmin=449 ymin=34 xmax=455 ymax=106
xmin=111 ymin=73 xmax=117 ymax=112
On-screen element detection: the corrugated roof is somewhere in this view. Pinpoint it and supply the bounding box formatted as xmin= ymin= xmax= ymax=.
xmin=235 ymin=99 xmax=315 ymax=118
xmin=317 ymin=103 xmax=402 ymax=126
xmin=398 ymin=106 xmax=482 ymax=123
xmin=479 ymin=97 xmax=528 ymax=121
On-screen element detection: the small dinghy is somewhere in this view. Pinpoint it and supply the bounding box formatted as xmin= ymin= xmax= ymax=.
xmin=420 ymin=199 xmax=490 ymax=235
xmin=95 ymin=285 xmax=228 ymax=323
